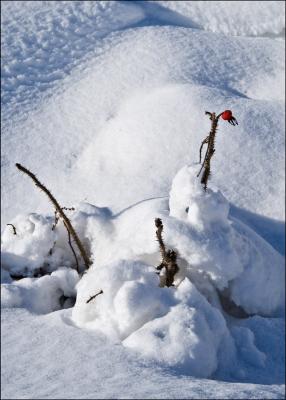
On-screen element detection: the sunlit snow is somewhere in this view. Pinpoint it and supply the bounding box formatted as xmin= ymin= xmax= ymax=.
xmin=1 ymin=1 xmax=285 ymax=399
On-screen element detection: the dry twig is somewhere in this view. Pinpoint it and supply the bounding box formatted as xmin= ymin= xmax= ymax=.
xmin=86 ymin=290 xmax=104 ymax=304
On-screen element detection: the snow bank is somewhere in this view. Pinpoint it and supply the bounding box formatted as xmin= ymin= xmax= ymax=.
xmin=153 ymin=1 xmax=285 ymax=37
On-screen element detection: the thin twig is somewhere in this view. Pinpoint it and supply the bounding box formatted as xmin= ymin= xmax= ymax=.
xmin=7 ymin=224 xmax=17 ymax=235
xmin=86 ymin=290 xmax=103 ymax=304
xmin=199 ymin=136 xmax=209 ymax=164
xmin=48 ymin=241 xmax=56 ymax=256
xmin=63 ymin=221 xmax=79 ymax=273
xmin=15 ymin=163 xmax=92 ymax=270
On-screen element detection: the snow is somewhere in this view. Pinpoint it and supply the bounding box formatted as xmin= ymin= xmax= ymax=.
xmin=2 ymin=307 xmax=284 ymax=400
xmin=150 ymin=1 xmax=285 ymax=37
xmin=2 ymin=164 xmax=284 ymax=389
xmin=123 ymin=280 xmax=230 ymax=378
xmin=1 ymin=0 xmax=145 ymax=123
xmin=1 ymin=1 xmax=285 ymax=399
xmin=1 ymin=267 xmax=79 ymax=313
xmin=2 ymin=26 xmax=285 ymax=225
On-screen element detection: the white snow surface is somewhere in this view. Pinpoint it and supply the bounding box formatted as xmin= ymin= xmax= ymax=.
xmin=2 ymin=5 xmax=285 ymax=225
xmin=1 ymin=1 xmax=285 ymax=399
xmin=150 ymin=1 xmax=285 ymax=37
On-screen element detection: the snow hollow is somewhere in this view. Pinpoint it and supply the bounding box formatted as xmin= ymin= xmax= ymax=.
xmin=1 ymin=1 xmax=285 ymax=399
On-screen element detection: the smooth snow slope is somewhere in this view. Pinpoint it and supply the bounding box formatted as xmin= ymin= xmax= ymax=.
xmin=1 ymin=2 xmax=285 ymax=227
xmin=1 ymin=1 xmax=145 ymax=124
xmin=2 ymin=308 xmax=284 ymax=400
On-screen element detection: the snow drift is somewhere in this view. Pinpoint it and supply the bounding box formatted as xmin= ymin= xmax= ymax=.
xmin=2 ymin=164 xmax=284 ymax=378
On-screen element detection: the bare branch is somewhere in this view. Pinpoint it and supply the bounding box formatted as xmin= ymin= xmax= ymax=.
xmin=63 ymin=221 xmax=79 ymax=273
xmin=155 ymin=218 xmax=179 ymax=287
xmin=15 ymin=163 xmax=92 ymax=270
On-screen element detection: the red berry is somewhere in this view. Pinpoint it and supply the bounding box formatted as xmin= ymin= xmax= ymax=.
xmin=221 ymin=110 xmax=233 ymax=120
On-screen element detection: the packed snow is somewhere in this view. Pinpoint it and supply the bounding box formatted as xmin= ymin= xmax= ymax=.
xmin=1 ymin=1 xmax=285 ymax=399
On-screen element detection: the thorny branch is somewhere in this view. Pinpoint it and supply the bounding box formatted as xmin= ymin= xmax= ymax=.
xmin=197 ymin=110 xmax=237 ymax=190
xmin=15 ymin=163 xmax=92 ymax=270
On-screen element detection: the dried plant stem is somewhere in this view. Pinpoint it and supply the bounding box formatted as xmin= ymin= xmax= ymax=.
xmin=197 ymin=111 xmax=222 ymax=190
xmin=7 ymin=224 xmax=17 ymax=235
xmin=155 ymin=218 xmax=179 ymax=287
xmin=15 ymin=163 xmax=91 ymax=270
xmin=52 ymin=210 xmax=59 ymax=231
xmin=86 ymin=290 xmax=103 ymax=304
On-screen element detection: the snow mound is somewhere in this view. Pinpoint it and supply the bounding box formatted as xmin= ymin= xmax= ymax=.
xmin=1 ymin=211 xmax=80 ymax=277
xmin=74 ymin=165 xmax=284 ymax=316
xmin=124 ymin=278 xmax=231 ymax=377
xmin=2 ymin=26 xmax=284 ymax=228
xmin=1 ymin=267 xmax=79 ymax=314
xmin=72 ymin=263 xmax=232 ymax=377
xmin=153 ymin=1 xmax=285 ymax=37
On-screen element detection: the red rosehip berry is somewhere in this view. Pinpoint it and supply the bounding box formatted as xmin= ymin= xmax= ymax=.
xmin=221 ymin=110 xmax=233 ymax=120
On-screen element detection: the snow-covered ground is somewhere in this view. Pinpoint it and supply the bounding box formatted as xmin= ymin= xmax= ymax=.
xmin=1 ymin=1 xmax=285 ymax=399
